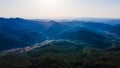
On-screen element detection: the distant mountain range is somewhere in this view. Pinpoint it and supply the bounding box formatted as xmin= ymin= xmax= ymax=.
xmin=0 ymin=17 xmax=120 ymax=68
xmin=0 ymin=17 xmax=120 ymax=51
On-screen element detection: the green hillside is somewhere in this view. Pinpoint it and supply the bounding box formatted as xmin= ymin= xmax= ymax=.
xmin=0 ymin=40 xmax=120 ymax=68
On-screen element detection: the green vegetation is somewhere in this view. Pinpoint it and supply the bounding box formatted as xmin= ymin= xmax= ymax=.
xmin=0 ymin=40 xmax=120 ymax=68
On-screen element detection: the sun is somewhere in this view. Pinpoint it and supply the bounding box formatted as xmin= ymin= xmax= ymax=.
xmin=40 ymin=0 xmax=62 ymax=9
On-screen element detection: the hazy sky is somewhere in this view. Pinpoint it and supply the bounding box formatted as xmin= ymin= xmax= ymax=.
xmin=0 ymin=0 xmax=120 ymax=18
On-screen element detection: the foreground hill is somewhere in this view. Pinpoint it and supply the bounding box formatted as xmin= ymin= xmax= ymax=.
xmin=0 ymin=40 xmax=120 ymax=68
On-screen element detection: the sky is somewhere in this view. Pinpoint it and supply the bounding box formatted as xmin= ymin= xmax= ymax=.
xmin=0 ymin=0 xmax=120 ymax=19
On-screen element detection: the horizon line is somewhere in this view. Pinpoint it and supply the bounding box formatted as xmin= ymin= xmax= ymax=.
xmin=0 ymin=16 xmax=120 ymax=20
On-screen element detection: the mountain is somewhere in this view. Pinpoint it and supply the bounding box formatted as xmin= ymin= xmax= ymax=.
xmin=60 ymin=18 xmax=120 ymax=25
xmin=0 ymin=31 xmax=46 ymax=51
xmin=0 ymin=18 xmax=47 ymax=51
xmin=108 ymin=24 xmax=120 ymax=35
xmin=0 ymin=18 xmax=46 ymax=31
xmin=0 ymin=32 xmax=25 ymax=51
xmin=0 ymin=17 xmax=119 ymax=51
xmin=43 ymin=21 xmax=70 ymax=38
xmin=28 ymin=40 xmax=84 ymax=57
xmin=58 ymin=28 xmax=111 ymax=48
xmin=61 ymin=20 xmax=112 ymax=33
xmin=0 ymin=17 xmax=120 ymax=68
xmin=79 ymin=22 xmax=112 ymax=32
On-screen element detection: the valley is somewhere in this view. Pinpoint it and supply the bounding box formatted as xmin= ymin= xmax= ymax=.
xmin=0 ymin=17 xmax=120 ymax=68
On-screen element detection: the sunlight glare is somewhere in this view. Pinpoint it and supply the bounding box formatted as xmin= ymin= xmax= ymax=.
xmin=40 ymin=0 xmax=62 ymax=9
